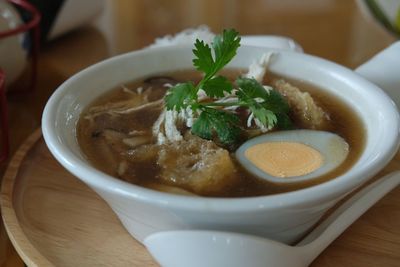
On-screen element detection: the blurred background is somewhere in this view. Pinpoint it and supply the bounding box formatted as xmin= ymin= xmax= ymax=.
xmin=53 ymin=0 xmax=398 ymax=66
xmin=0 ymin=0 xmax=398 ymax=266
xmin=95 ymin=0 xmax=397 ymax=67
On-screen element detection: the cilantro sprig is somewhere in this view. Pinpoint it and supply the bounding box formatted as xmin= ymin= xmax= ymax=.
xmin=165 ymin=29 xmax=292 ymax=146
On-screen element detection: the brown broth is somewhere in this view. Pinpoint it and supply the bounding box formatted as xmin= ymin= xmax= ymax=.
xmin=77 ymin=70 xmax=365 ymax=197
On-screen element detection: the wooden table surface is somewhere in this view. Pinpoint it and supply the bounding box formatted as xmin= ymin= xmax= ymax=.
xmin=0 ymin=0 xmax=398 ymax=266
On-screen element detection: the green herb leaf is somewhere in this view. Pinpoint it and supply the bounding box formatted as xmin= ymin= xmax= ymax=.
xmin=163 ymin=29 xmax=292 ymax=147
xmin=192 ymin=40 xmax=214 ymax=74
xmin=235 ymin=77 xmax=269 ymax=99
xmin=236 ymin=77 xmax=290 ymax=129
xmin=165 ymin=82 xmax=196 ymax=111
xmin=211 ymin=29 xmax=241 ymax=77
xmin=250 ymin=106 xmax=277 ymax=128
xmin=261 ymin=89 xmax=290 ymax=114
xmin=275 ymin=113 xmax=294 ymax=130
xmin=192 ymin=29 xmax=241 ymax=81
xmin=191 ymin=107 xmax=241 ymax=145
xmin=202 ymin=76 xmax=233 ymax=98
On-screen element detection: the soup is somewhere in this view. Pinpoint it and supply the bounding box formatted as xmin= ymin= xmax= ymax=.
xmin=77 ymin=69 xmax=365 ymax=197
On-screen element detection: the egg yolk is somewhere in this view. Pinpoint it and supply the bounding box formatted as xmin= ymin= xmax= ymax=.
xmin=244 ymin=142 xmax=323 ymax=178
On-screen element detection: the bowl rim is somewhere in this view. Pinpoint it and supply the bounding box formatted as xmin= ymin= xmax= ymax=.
xmin=42 ymin=44 xmax=400 ymax=212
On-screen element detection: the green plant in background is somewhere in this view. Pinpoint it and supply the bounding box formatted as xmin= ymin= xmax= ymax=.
xmin=364 ymin=0 xmax=400 ymax=37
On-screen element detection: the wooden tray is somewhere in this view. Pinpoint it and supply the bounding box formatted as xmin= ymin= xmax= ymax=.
xmin=1 ymin=129 xmax=399 ymax=267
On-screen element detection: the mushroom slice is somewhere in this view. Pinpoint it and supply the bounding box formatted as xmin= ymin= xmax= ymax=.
xmin=122 ymin=135 xmax=152 ymax=148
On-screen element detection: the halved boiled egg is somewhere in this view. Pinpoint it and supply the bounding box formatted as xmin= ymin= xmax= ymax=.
xmin=235 ymin=130 xmax=349 ymax=183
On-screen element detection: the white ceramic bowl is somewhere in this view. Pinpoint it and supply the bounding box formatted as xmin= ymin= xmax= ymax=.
xmin=42 ymin=45 xmax=400 ymax=244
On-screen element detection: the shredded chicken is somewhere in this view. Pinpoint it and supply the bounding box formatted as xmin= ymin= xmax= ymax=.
xmin=110 ymin=99 xmax=163 ymax=115
xmin=86 ymin=98 xmax=143 ymax=116
xmin=101 ymin=129 xmax=129 ymax=152
xmin=122 ymin=136 xmax=152 ymax=148
xmin=151 ymin=52 xmax=278 ymax=142
xmin=150 ymin=51 xmax=332 ymax=142
xmin=117 ymin=160 xmax=129 ymax=176
xmin=84 ymin=88 xmax=157 ymax=121
xmin=152 ymin=107 xmax=197 ymax=144
xmin=121 ymin=84 xmax=137 ymax=95
xmin=245 ymin=52 xmax=274 ymax=83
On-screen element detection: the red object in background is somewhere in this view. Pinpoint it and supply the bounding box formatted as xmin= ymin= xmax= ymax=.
xmin=0 ymin=69 xmax=9 ymax=163
xmin=0 ymin=0 xmax=41 ymax=163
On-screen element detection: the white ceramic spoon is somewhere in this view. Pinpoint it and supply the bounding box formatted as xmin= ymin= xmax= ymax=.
xmin=144 ymin=171 xmax=400 ymax=267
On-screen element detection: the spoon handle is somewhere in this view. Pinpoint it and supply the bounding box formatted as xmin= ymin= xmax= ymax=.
xmin=300 ymin=171 xmax=400 ymax=262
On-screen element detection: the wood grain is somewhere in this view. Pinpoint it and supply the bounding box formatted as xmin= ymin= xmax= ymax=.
xmin=0 ymin=129 xmax=399 ymax=267
xmin=1 ymin=129 xmax=156 ymax=267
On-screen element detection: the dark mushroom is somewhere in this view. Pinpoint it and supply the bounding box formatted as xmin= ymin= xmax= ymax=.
xmin=143 ymin=76 xmax=179 ymax=86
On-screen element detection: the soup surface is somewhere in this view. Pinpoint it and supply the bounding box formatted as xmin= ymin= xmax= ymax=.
xmin=77 ymin=70 xmax=365 ymax=197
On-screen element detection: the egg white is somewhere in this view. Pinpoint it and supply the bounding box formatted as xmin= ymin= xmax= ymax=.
xmin=236 ymin=130 xmax=349 ymax=183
